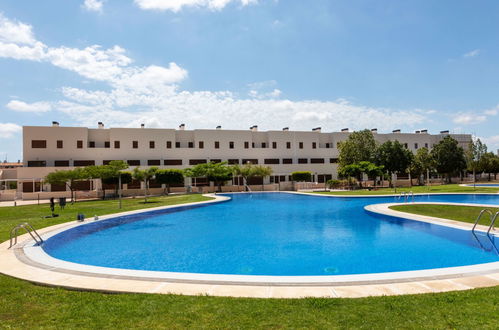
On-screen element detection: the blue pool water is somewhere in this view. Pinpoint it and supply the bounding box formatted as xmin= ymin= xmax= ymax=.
xmin=464 ymin=184 xmax=499 ymax=187
xmin=42 ymin=193 xmax=499 ymax=276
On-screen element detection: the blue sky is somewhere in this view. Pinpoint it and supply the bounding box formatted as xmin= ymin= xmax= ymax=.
xmin=0 ymin=0 xmax=498 ymax=161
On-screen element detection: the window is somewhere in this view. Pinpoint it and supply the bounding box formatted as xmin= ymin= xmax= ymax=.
xmin=329 ymin=158 xmax=338 ymax=163
xmin=299 ymin=142 xmax=303 ymax=149
xmin=74 ymin=160 xmax=95 ymax=166
xmin=414 ymin=143 xmax=418 ymax=149
xmin=31 ymin=140 xmax=47 ymax=148
xmin=298 ymin=158 xmax=308 ymax=164
xmin=56 ymin=140 xmax=63 ymax=149
xmin=262 ymin=142 xmax=267 ymax=148
xmin=264 ymin=159 xmax=280 ymax=164
xmin=148 ymin=159 xmax=161 ymax=166
xmin=229 ymin=141 xmax=234 ymax=149
xmin=114 ymin=141 xmax=120 ymax=149
xmin=242 ymin=159 xmax=258 ymax=164
xmin=104 ymin=141 xmax=110 ymax=148
xmin=103 ymin=160 xmax=116 ymax=165
xmin=244 ymin=141 xmax=249 ymax=149
xmin=286 ymin=142 xmax=291 ymax=149
xmin=175 ymin=142 xmax=180 ymax=148
xmin=150 ymin=141 xmax=155 ymax=149
xmin=228 ymin=159 xmax=239 ymax=165
xmin=127 ymin=160 xmax=140 ymax=166
xmin=211 ymin=159 xmax=222 ymax=163
xmin=272 ymin=142 xmax=277 ymax=149
xmin=188 ymin=142 xmax=194 ymax=148
xmin=283 ymin=158 xmax=293 ymax=164
xmin=215 ymin=141 xmax=220 ymax=149
xmin=77 ymin=140 xmax=83 ymax=149
xmin=325 ymin=143 xmax=331 ymax=148
xmin=252 ymin=142 xmax=255 ymax=148
xmin=27 ymin=160 xmax=46 ymax=167
xmin=404 ymin=143 xmax=408 ymax=149
xmin=164 ymin=159 xmax=182 ymax=166
xmin=166 ymin=141 xmax=172 ymax=149
xmin=54 ymin=160 xmax=69 ymax=167
xmin=425 ymin=143 xmax=429 ymax=148
xmin=311 ymin=158 xmax=325 ymax=164
xmin=312 ymin=142 xmax=317 ymax=149
xmin=199 ymin=141 xmax=204 ymax=149
xmin=89 ymin=141 xmax=95 ymax=148
xmin=189 ymin=159 xmax=207 ymax=165
xmin=132 ymin=141 xmax=138 ymax=149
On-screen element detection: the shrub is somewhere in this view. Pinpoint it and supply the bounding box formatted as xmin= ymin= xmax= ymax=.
xmin=326 ymin=179 xmax=341 ymax=189
xmin=291 ymin=171 xmax=312 ymax=182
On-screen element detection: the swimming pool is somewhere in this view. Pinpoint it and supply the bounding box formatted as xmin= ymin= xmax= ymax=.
xmin=463 ymin=184 xmax=499 ymax=187
xmin=41 ymin=193 xmax=499 ymax=277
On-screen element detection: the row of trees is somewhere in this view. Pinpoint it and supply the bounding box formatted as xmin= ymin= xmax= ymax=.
xmin=338 ymin=129 xmax=499 ymax=188
xmin=44 ymin=161 xmax=276 ymax=203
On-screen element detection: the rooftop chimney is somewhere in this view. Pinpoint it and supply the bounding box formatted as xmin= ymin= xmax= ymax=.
xmin=52 ymin=121 xmax=59 ymax=127
xmin=140 ymin=123 xmax=145 ymax=129
xmin=216 ymin=125 xmax=222 ymax=130
xmin=250 ymin=125 xmax=258 ymax=132
xmin=392 ymin=129 xmax=401 ymax=133
xmin=415 ymin=130 xmax=420 ymax=134
xmin=440 ymin=130 xmax=449 ymax=134
xmin=341 ymin=128 xmax=349 ymax=132
xmin=371 ymin=128 xmax=378 ymax=133
xmin=179 ymin=124 xmax=185 ymax=130
xmin=421 ymin=129 xmax=428 ymax=134
xmin=98 ymin=122 xmax=104 ymax=129
xmin=282 ymin=127 xmax=289 ymax=131
xmin=312 ymin=127 xmax=321 ymax=132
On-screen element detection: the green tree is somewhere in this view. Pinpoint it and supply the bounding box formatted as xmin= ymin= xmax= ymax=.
xmin=291 ymin=171 xmax=312 ymax=182
xmin=156 ymin=169 xmax=184 ymax=194
xmin=465 ymin=138 xmax=487 ymax=185
xmin=410 ymin=147 xmax=434 ymax=186
xmin=431 ymin=136 xmax=467 ymax=183
xmin=101 ymin=172 xmax=132 ymax=197
xmin=44 ymin=167 xmax=88 ymax=203
xmin=132 ymin=167 xmax=158 ymax=203
xmin=375 ymin=140 xmax=414 ymax=187
xmin=232 ymin=163 xmax=272 ymax=191
xmin=338 ymin=129 xmax=377 ymax=168
xmin=480 ymin=152 xmax=499 ymax=181
xmin=205 ymin=162 xmax=233 ymax=192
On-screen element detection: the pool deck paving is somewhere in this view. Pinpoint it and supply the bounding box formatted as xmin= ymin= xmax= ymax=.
xmin=1 ymin=192 xmax=498 ymax=298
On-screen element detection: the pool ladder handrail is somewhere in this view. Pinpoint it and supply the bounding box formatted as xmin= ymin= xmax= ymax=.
xmin=471 ymin=209 xmax=499 ymax=235
xmin=9 ymin=222 xmax=44 ymax=249
xmin=397 ymin=191 xmax=414 ymax=203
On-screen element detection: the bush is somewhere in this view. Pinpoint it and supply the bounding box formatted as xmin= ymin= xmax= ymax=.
xmin=291 ymin=171 xmax=312 ymax=182
xmin=326 ymin=179 xmax=341 ymax=189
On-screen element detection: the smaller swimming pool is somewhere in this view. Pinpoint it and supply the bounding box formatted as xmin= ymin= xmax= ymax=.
xmin=463 ymin=184 xmax=499 ymax=187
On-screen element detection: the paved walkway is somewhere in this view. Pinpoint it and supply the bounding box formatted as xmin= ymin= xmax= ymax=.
xmin=0 ymin=199 xmax=51 ymax=207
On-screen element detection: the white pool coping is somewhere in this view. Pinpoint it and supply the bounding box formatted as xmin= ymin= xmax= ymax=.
xmin=1 ymin=192 xmax=499 ymax=298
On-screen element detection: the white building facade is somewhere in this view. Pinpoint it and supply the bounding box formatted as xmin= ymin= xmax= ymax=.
xmin=11 ymin=122 xmax=471 ymax=197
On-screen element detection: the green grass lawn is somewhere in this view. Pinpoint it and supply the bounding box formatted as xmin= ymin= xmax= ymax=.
xmin=315 ymin=183 xmax=499 ymax=195
xmin=0 ymin=193 xmax=499 ymax=328
xmin=390 ymin=204 xmax=499 ymax=226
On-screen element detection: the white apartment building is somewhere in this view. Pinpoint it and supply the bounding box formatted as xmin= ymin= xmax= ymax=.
xmin=9 ymin=122 xmax=471 ymax=197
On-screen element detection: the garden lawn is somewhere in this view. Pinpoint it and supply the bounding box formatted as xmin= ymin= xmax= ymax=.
xmin=390 ymin=204 xmax=499 ymax=226
xmin=315 ymin=184 xmax=499 ymax=195
xmin=0 ymin=193 xmax=498 ymax=328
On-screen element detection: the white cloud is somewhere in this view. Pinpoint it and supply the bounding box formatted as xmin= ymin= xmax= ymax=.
xmin=134 ymin=0 xmax=258 ymax=12
xmin=0 ymin=123 xmax=22 ymax=138
xmin=481 ymin=135 xmax=499 ymax=154
xmin=82 ymin=0 xmax=104 ymax=12
xmin=6 ymin=100 xmax=52 ymax=113
xmin=484 ymin=108 xmax=498 ymax=116
xmin=463 ymin=49 xmax=480 ymax=58
xmin=453 ymin=113 xmax=486 ymax=125
xmin=0 ymin=13 xmax=428 ymax=136
xmin=0 ymin=13 xmax=36 ymax=45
